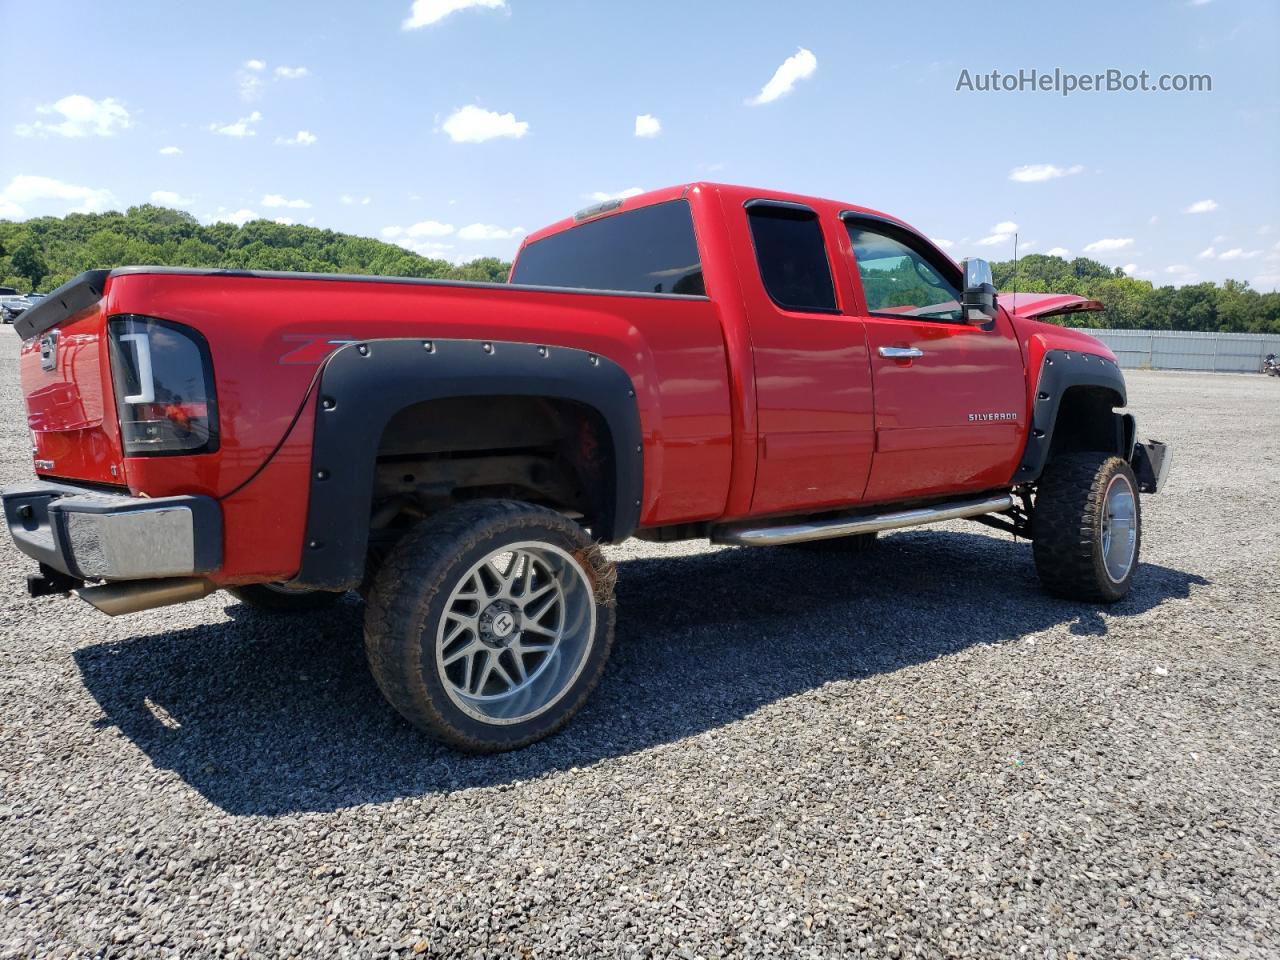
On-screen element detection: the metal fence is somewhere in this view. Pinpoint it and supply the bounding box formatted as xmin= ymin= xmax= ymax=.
xmin=1069 ymin=328 xmax=1280 ymax=373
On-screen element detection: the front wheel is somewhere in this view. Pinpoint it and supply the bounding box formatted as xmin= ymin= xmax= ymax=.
xmin=1032 ymin=453 xmax=1141 ymax=602
xmin=364 ymin=500 xmax=616 ymax=752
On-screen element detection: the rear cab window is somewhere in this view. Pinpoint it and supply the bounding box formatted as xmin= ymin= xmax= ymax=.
xmin=745 ymin=201 xmax=838 ymax=313
xmin=511 ymin=200 xmax=705 ymax=295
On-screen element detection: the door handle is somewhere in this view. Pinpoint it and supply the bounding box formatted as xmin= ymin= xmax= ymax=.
xmin=879 ymin=346 xmax=924 ymax=359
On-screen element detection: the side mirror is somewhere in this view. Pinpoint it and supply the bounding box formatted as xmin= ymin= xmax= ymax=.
xmin=960 ymin=258 xmax=998 ymax=324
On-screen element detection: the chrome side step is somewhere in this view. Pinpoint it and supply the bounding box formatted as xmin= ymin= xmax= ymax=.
xmin=711 ymin=494 xmax=1016 ymax=547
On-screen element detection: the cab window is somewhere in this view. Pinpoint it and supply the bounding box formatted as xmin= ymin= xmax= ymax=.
xmin=511 ymin=200 xmax=705 ymax=295
xmin=746 ymin=204 xmax=838 ymax=313
xmin=846 ymin=224 xmax=961 ymax=322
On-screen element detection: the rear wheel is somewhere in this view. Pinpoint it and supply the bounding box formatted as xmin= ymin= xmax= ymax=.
xmin=1032 ymin=452 xmax=1141 ymax=602
xmin=364 ymin=500 xmax=616 ymax=752
xmin=227 ymin=583 xmax=345 ymax=613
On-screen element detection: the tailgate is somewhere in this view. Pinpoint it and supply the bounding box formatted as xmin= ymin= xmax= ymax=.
xmin=17 ymin=272 xmax=125 ymax=487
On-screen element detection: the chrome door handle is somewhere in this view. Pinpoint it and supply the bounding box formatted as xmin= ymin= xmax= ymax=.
xmin=879 ymin=346 xmax=924 ymax=359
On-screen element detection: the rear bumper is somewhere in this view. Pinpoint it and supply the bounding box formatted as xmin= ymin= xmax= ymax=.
xmin=1 ymin=480 xmax=221 ymax=581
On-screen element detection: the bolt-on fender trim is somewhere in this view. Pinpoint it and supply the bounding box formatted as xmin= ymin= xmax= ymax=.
xmin=1015 ymin=349 xmax=1128 ymax=484
xmin=292 ymin=338 xmax=643 ymax=591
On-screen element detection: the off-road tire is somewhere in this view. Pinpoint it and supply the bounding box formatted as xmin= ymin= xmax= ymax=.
xmin=227 ymin=583 xmax=345 ymax=613
xmin=364 ymin=499 xmax=616 ymax=753
xmin=784 ymin=532 xmax=878 ymax=553
xmin=1032 ymin=453 xmax=1141 ymax=603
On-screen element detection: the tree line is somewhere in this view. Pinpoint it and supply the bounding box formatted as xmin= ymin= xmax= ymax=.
xmin=2 ymin=205 xmax=1278 ymax=333
xmin=0 ymin=205 xmax=509 ymax=292
xmin=992 ymin=253 xmax=1279 ymax=334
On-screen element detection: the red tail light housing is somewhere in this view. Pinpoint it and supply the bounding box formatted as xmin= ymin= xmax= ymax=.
xmin=107 ymin=316 xmax=219 ymax=456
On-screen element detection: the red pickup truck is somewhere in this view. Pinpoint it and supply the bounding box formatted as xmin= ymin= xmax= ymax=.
xmin=3 ymin=182 xmax=1169 ymax=751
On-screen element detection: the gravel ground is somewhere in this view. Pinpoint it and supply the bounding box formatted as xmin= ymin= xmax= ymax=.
xmin=0 ymin=325 xmax=1277 ymax=959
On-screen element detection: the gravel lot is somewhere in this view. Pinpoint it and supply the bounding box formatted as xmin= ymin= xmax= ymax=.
xmin=1 ymin=325 xmax=1277 ymax=959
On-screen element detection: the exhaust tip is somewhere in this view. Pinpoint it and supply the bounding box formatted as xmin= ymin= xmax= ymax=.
xmin=76 ymin=577 xmax=216 ymax=616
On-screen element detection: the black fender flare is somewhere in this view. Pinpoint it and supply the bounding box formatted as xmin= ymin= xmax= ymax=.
xmin=1015 ymin=349 xmax=1128 ymax=484
xmin=293 ymin=338 xmax=643 ymax=590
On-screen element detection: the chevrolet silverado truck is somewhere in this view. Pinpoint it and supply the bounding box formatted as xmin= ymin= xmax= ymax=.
xmin=2 ymin=183 xmax=1170 ymax=752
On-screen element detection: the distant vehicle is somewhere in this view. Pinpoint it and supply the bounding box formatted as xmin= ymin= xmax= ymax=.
xmin=1 ymin=293 xmax=45 ymax=324
xmin=0 ymin=286 xmax=18 ymax=297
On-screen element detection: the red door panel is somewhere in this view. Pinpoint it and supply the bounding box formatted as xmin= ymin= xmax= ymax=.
xmin=861 ymin=312 xmax=1027 ymax=501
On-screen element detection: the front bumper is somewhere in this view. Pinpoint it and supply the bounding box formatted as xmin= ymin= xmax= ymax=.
xmin=1 ymin=480 xmax=221 ymax=582
xmin=1131 ymin=440 xmax=1171 ymax=494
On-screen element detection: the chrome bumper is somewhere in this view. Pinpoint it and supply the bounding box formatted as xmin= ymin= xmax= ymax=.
xmin=1 ymin=481 xmax=221 ymax=582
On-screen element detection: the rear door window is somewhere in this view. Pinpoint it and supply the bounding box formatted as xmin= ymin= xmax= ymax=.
xmin=511 ymin=200 xmax=705 ymax=295
xmin=746 ymin=203 xmax=838 ymax=312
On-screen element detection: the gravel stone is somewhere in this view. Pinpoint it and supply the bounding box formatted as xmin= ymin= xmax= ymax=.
xmin=0 ymin=328 xmax=1277 ymax=958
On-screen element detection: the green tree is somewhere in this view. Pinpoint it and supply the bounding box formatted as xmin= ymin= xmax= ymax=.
xmin=10 ymin=239 xmax=48 ymax=291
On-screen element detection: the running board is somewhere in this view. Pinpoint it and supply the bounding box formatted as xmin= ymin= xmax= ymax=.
xmin=711 ymin=494 xmax=1016 ymax=547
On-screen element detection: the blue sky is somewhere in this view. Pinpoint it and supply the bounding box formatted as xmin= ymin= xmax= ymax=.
xmin=2 ymin=0 xmax=1278 ymax=289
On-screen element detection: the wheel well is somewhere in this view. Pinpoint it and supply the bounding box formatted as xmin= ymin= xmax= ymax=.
xmin=1046 ymin=385 xmax=1125 ymax=460
xmin=368 ymin=395 xmax=616 ymax=545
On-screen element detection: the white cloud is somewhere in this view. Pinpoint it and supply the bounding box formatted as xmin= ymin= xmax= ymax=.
xmin=220 ymin=209 xmax=260 ymax=226
xmin=262 ymin=193 xmax=311 ymax=209
xmin=441 ymin=105 xmax=528 ymax=142
xmin=1252 ymin=274 xmax=1280 ymax=291
xmin=1165 ymin=264 xmax=1193 ymax=274
xmin=1185 ymin=199 xmax=1218 ymax=214
xmin=587 ymin=187 xmax=644 ymax=202
xmin=150 ymin=190 xmax=193 ymax=208
xmin=1083 ymin=237 xmax=1134 ymax=253
xmin=274 ymin=65 xmax=308 ymax=79
xmin=340 ymin=194 xmax=371 ymax=205
xmin=1008 ymin=163 xmax=1084 ymax=183
xmin=159 ymin=145 xmax=183 ymax=156
xmin=0 ymin=175 xmax=117 ymax=219
xmin=272 ymin=216 xmax=294 ymax=225
xmin=210 ymin=111 xmax=262 ymax=137
xmin=1149 ymin=215 xmax=1160 ymax=225
xmin=748 ymin=48 xmax=817 ymax=106
xmin=238 ymin=62 xmax=266 ymax=101
xmin=976 ymin=220 xmax=1018 ymax=246
xmin=1121 ymin=263 xmax=1139 ymax=275
xmin=15 ymin=94 xmax=131 ymax=138
xmin=275 ymin=130 xmax=317 ymax=146
xmin=1198 ymin=246 xmax=1218 ymax=259
xmin=381 ymin=220 xmax=455 ymax=239
xmin=1217 ymin=248 xmax=1261 ymax=261
xmin=403 ymin=0 xmax=505 ymax=29
xmin=634 ymin=114 xmax=661 ymax=138
xmin=458 ymin=223 xmax=525 ymax=241
xmin=1046 ymin=247 xmax=1071 ymax=258
xmin=930 ymin=237 xmax=953 ymax=250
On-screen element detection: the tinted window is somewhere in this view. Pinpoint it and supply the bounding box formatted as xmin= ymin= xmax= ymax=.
xmin=511 ymin=200 xmax=704 ymax=295
xmin=746 ymin=205 xmax=837 ymax=312
xmin=847 ymin=225 xmax=962 ymax=322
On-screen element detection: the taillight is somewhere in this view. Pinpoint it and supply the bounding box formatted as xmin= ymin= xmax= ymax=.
xmin=107 ymin=316 xmax=219 ymax=455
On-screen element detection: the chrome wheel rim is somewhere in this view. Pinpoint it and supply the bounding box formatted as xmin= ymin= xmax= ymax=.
xmin=436 ymin=542 xmax=596 ymax=725
xmin=1100 ymin=474 xmax=1138 ymax=583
